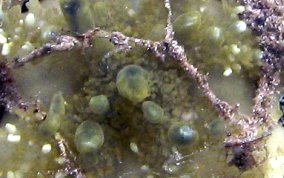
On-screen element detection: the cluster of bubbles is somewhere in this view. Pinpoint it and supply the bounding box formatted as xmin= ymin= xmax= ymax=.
xmin=41 ymin=64 xmax=199 ymax=157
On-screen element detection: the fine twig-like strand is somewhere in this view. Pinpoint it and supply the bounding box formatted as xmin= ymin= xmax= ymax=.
xmin=252 ymin=66 xmax=280 ymax=124
xmin=237 ymin=0 xmax=283 ymax=125
xmin=13 ymin=29 xmax=100 ymax=68
xmin=55 ymin=134 xmax=86 ymax=178
xmin=164 ymin=0 xmax=174 ymax=41
xmin=13 ymin=28 xmax=237 ymax=120
xmin=10 ymin=1 xmax=237 ymax=126
xmin=161 ymin=0 xmax=237 ymax=120
xmin=13 ymin=36 xmax=80 ymax=68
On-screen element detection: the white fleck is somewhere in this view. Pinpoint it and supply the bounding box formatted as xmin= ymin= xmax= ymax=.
xmin=211 ymin=27 xmax=221 ymax=40
xmin=199 ymin=6 xmax=206 ymax=12
xmin=7 ymin=134 xmax=21 ymax=143
xmin=234 ymin=21 xmax=247 ymax=33
xmin=24 ymin=13 xmax=36 ymax=27
xmin=223 ymin=67 xmax=233 ymax=77
xmin=42 ymin=144 xmax=52 ymax=154
xmin=7 ymin=171 xmax=14 ymax=178
xmin=181 ymin=111 xmax=198 ymax=121
xmin=269 ymin=158 xmax=279 ymax=168
xmin=41 ymin=29 xmax=54 ymax=40
xmin=2 ymin=42 xmax=12 ymax=56
xmin=163 ymin=163 xmax=179 ymax=173
xmin=28 ymin=140 xmax=34 ymax=146
xmin=231 ymin=44 xmax=241 ymax=55
xmin=185 ymin=16 xmax=198 ymax=27
xmin=55 ymin=171 xmax=68 ymax=178
xmin=5 ymin=123 xmax=17 ymax=134
xmin=234 ymin=6 xmax=245 ymax=14
xmin=130 ymin=142 xmax=139 ymax=153
xmin=55 ymin=157 xmax=65 ymax=165
xmin=254 ymin=50 xmax=263 ymax=60
xmin=21 ymin=41 xmax=34 ymax=51
xmin=19 ymin=19 xmax=24 ymax=25
xmin=127 ymin=9 xmax=135 ymax=17
xmin=141 ymin=165 xmax=150 ymax=171
xmin=13 ymin=35 xmax=20 ymax=41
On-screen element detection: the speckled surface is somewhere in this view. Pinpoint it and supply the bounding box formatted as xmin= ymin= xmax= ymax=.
xmin=0 ymin=0 xmax=280 ymax=177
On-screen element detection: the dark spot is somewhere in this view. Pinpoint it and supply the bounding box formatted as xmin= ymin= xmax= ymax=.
xmin=42 ymin=45 xmax=52 ymax=55
xmin=21 ymin=0 xmax=29 ymax=13
xmin=163 ymin=41 xmax=170 ymax=51
xmin=126 ymin=67 xmax=139 ymax=76
xmin=254 ymin=17 xmax=266 ymax=26
xmin=62 ymin=0 xmax=81 ymax=32
xmin=0 ymin=105 xmax=5 ymax=121
xmin=63 ymin=0 xmax=80 ymax=15
xmin=278 ymin=115 xmax=284 ymax=126
xmin=0 ymin=61 xmax=20 ymax=113
xmin=279 ymin=94 xmax=284 ymax=112
xmin=228 ymin=145 xmax=256 ymax=170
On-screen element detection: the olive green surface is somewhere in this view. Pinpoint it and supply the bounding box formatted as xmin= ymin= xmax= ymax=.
xmin=0 ymin=0 xmax=270 ymax=177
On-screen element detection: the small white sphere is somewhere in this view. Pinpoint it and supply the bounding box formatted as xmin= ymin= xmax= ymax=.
xmin=234 ymin=6 xmax=245 ymax=14
xmin=231 ymin=44 xmax=241 ymax=55
xmin=24 ymin=13 xmax=36 ymax=28
xmin=2 ymin=42 xmax=12 ymax=56
xmin=5 ymin=123 xmax=17 ymax=134
xmin=41 ymin=144 xmax=52 ymax=154
xmin=7 ymin=134 xmax=21 ymax=143
xmin=223 ymin=67 xmax=233 ymax=77
xmin=234 ymin=20 xmax=247 ymax=33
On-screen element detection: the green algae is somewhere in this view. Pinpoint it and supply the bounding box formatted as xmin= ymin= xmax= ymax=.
xmin=142 ymin=101 xmax=165 ymax=124
xmin=60 ymin=0 xmax=95 ymax=32
xmin=116 ymin=64 xmax=150 ymax=104
xmin=0 ymin=0 xmax=271 ymax=177
xmin=39 ymin=92 xmax=65 ymax=135
xmin=89 ymin=95 xmax=110 ymax=115
xmin=74 ymin=120 xmax=104 ymax=153
xmin=168 ymin=122 xmax=198 ymax=146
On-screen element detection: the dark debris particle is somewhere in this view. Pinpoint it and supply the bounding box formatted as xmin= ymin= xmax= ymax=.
xmin=229 ymin=145 xmax=256 ymax=171
xmin=0 ymin=61 xmax=20 ymax=113
xmin=279 ymin=94 xmax=284 ymax=112
xmin=278 ymin=115 xmax=284 ymax=127
xmin=0 ymin=105 xmax=5 ymax=121
xmin=21 ymin=0 xmax=29 ymax=13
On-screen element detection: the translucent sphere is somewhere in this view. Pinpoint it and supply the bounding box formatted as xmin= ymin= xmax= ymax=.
xmin=208 ymin=119 xmax=225 ymax=136
xmin=173 ymin=11 xmax=202 ymax=44
xmin=142 ymin=101 xmax=164 ymax=124
xmin=168 ymin=123 xmax=197 ymax=145
xmin=116 ymin=64 xmax=150 ymax=104
xmin=89 ymin=95 xmax=110 ymax=115
xmin=40 ymin=92 xmax=65 ymax=135
xmin=74 ymin=120 xmax=104 ymax=153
